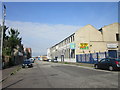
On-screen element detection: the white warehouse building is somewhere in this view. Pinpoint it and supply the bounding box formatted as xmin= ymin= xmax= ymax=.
xmin=47 ymin=23 xmax=120 ymax=63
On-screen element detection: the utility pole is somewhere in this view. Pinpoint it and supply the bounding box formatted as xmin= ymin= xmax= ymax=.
xmin=0 ymin=4 xmax=6 ymax=69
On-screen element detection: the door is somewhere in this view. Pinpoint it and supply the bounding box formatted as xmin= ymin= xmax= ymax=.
xmin=98 ymin=59 xmax=106 ymax=69
xmin=61 ymin=55 xmax=64 ymax=62
xmin=108 ymin=50 xmax=117 ymax=58
xmin=99 ymin=58 xmax=110 ymax=69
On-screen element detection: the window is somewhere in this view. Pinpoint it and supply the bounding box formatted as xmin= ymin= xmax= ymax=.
xmin=116 ymin=33 xmax=119 ymax=41
xmin=71 ymin=37 xmax=72 ymax=42
xmin=100 ymin=59 xmax=106 ymax=63
xmin=73 ymin=36 xmax=74 ymax=41
xmin=69 ymin=38 xmax=70 ymax=43
xmin=65 ymin=39 xmax=67 ymax=44
xmin=71 ymin=49 xmax=75 ymax=58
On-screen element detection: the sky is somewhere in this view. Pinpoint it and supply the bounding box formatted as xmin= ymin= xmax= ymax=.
xmin=0 ymin=2 xmax=118 ymax=56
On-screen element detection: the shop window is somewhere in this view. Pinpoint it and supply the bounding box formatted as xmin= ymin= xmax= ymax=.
xmin=71 ymin=49 xmax=75 ymax=58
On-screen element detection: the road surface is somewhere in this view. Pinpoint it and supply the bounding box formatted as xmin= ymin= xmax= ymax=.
xmin=2 ymin=60 xmax=119 ymax=88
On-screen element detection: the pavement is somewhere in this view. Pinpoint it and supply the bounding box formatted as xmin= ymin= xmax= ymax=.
xmin=58 ymin=61 xmax=94 ymax=67
xmin=0 ymin=65 xmax=22 ymax=82
xmin=2 ymin=60 xmax=119 ymax=88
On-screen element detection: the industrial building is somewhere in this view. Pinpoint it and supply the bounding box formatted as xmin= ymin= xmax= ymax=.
xmin=47 ymin=23 xmax=120 ymax=63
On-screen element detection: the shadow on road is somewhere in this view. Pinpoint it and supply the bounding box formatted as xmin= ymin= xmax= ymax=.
xmin=2 ymin=79 xmax=23 ymax=89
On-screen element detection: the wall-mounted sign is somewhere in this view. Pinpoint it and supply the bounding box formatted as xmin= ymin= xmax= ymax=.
xmin=80 ymin=43 xmax=89 ymax=49
xmin=70 ymin=43 xmax=75 ymax=49
xmin=107 ymin=43 xmax=118 ymax=49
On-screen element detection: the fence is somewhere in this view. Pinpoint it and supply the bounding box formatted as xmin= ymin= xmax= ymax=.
xmin=76 ymin=52 xmax=108 ymax=64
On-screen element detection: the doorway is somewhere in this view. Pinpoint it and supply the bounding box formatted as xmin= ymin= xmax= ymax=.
xmin=61 ymin=55 xmax=64 ymax=62
xmin=108 ymin=50 xmax=117 ymax=58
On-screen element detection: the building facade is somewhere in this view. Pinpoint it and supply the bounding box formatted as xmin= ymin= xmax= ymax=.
xmin=47 ymin=23 xmax=120 ymax=63
xmin=24 ymin=48 xmax=32 ymax=59
xmin=47 ymin=33 xmax=76 ymax=62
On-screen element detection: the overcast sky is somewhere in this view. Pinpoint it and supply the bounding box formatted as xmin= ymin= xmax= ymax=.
xmin=1 ymin=2 xmax=118 ymax=56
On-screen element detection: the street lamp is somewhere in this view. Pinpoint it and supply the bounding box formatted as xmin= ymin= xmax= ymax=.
xmin=0 ymin=4 xmax=6 ymax=69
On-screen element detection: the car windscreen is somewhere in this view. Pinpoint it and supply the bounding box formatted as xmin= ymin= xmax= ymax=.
xmin=115 ymin=59 xmax=120 ymax=61
xmin=23 ymin=61 xmax=30 ymax=64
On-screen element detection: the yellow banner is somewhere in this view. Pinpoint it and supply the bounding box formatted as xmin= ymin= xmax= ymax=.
xmin=80 ymin=43 xmax=89 ymax=49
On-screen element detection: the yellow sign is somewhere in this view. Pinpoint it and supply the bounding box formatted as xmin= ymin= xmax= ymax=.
xmin=80 ymin=43 xmax=89 ymax=49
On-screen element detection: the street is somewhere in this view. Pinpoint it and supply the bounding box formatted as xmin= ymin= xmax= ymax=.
xmin=2 ymin=60 xmax=119 ymax=88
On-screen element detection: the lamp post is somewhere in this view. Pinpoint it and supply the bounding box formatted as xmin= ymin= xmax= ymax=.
xmin=0 ymin=4 xmax=6 ymax=69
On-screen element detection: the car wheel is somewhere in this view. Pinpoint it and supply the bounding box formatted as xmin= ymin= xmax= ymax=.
xmin=22 ymin=66 xmax=25 ymax=68
xmin=95 ymin=65 xmax=98 ymax=69
xmin=28 ymin=66 xmax=31 ymax=68
xmin=109 ymin=66 xmax=114 ymax=71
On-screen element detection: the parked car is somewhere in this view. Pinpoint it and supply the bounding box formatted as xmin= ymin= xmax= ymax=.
xmin=22 ymin=59 xmax=33 ymax=68
xmin=50 ymin=59 xmax=58 ymax=63
xmin=51 ymin=59 xmax=54 ymax=62
xmin=94 ymin=58 xmax=120 ymax=71
xmin=48 ymin=59 xmax=51 ymax=62
xmin=53 ymin=59 xmax=58 ymax=63
xmin=29 ymin=58 xmax=35 ymax=63
xmin=42 ymin=56 xmax=48 ymax=61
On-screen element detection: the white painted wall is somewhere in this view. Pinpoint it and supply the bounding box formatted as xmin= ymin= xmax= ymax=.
xmin=57 ymin=58 xmax=76 ymax=62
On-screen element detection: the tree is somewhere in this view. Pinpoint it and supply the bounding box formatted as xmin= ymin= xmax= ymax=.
xmin=3 ymin=28 xmax=22 ymax=56
xmin=7 ymin=28 xmax=22 ymax=50
xmin=3 ymin=28 xmax=23 ymax=66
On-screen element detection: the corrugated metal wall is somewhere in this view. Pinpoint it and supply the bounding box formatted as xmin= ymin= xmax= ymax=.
xmin=76 ymin=52 xmax=108 ymax=64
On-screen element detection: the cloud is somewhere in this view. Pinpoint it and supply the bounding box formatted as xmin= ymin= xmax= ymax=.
xmin=5 ymin=20 xmax=81 ymax=56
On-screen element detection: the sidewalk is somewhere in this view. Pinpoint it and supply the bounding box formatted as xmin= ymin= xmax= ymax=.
xmin=0 ymin=65 xmax=21 ymax=82
xmin=58 ymin=62 xmax=94 ymax=68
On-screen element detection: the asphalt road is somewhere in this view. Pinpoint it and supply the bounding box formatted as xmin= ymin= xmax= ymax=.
xmin=2 ymin=60 xmax=119 ymax=88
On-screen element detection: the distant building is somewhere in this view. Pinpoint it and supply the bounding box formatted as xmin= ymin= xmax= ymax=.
xmin=13 ymin=44 xmax=24 ymax=65
xmin=47 ymin=23 xmax=120 ymax=63
xmin=47 ymin=48 xmax=51 ymax=59
xmin=24 ymin=48 xmax=32 ymax=59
